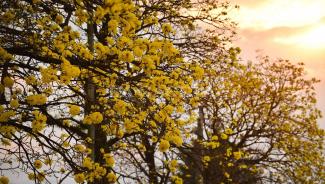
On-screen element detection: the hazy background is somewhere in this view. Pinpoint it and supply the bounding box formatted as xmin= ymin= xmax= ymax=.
xmin=229 ymin=0 xmax=325 ymax=128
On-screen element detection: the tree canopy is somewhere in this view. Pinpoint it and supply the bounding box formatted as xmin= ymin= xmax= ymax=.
xmin=180 ymin=57 xmax=325 ymax=183
xmin=0 ymin=0 xmax=324 ymax=184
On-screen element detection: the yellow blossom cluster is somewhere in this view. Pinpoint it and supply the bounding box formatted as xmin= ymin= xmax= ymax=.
xmin=168 ymin=160 xmax=178 ymax=173
xmin=25 ymin=75 xmax=38 ymax=85
xmin=0 ymin=176 xmax=9 ymax=184
xmin=220 ymin=133 xmax=228 ymax=140
xmin=171 ymin=175 xmax=183 ymax=184
xmin=26 ymin=94 xmax=47 ymax=105
xmin=60 ymin=60 xmax=81 ymax=83
xmin=69 ymin=105 xmax=81 ymax=116
xmin=40 ymin=66 xmax=58 ymax=83
xmin=0 ymin=110 xmax=15 ymax=122
xmin=44 ymin=158 xmax=52 ymax=166
xmin=113 ymin=99 xmax=128 ymax=115
xmin=83 ymin=112 xmax=104 ymax=124
xmin=159 ymin=139 xmax=170 ymax=152
xmin=74 ymin=173 xmax=85 ymax=183
xmin=162 ymin=23 xmax=174 ymax=35
xmin=10 ymin=99 xmax=19 ymax=109
xmin=82 ymin=157 xmax=94 ymax=170
xmin=233 ymin=151 xmax=242 ymax=160
xmin=3 ymin=76 xmax=14 ymax=88
xmin=29 ymin=171 xmax=45 ymax=182
xmin=34 ymin=160 xmax=42 ymax=169
xmin=74 ymin=144 xmax=86 ymax=152
xmin=0 ymin=47 xmax=13 ymax=63
xmin=165 ymin=131 xmax=183 ymax=147
xmin=107 ymin=172 xmax=117 ymax=183
xmin=103 ymin=153 xmax=115 ymax=167
xmin=31 ymin=111 xmax=47 ymax=132
xmin=0 ymin=125 xmax=16 ymax=139
xmin=77 ymin=156 xmax=115 ymax=183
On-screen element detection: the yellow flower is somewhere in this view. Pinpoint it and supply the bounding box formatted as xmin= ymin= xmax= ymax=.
xmin=28 ymin=173 xmax=35 ymax=180
xmin=113 ymin=100 xmax=127 ymax=115
xmin=162 ymin=23 xmax=173 ymax=35
xmin=159 ymin=139 xmax=170 ymax=152
xmin=224 ymin=172 xmax=230 ymax=178
xmin=211 ymin=135 xmax=218 ymax=141
xmin=82 ymin=157 xmax=93 ymax=170
xmin=119 ymin=50 xmax=134 ymax=62
xmin=34 ymin=160 xmax=42 ymax=169
xmin=69 ymin=105 xmax=80 ymax=116
xmin=107 ymin=172 xmax=117 ymax=183
xmin=37 ymin=172 xmax=45 ymax=182
xmin=0 ymin=111 xmax=15 ymax=122
xmin=171 ymin=175 xmax=183 ymax=184
xmin=44 ymin=158 xmax=52 ymax=166
xmin=26 ymin=94 xmax=47 ymax=105
xmin=25 ymin=75 xmax=37 ymax=85
xmin=40 ymin=67 xmax=58 ymax=83
xmin=226 ymin=147 xmax=232 ymax=157
xmin=0 ymin=176 xmax=9 ymax=184
xmin=225 ymin=128 xmax=233 ymax=135
xmin=3 ymin=77 xmax=14 ymax=87
xmin=239 ymin=164 xmax=247 ymax=169
xmin=0 ymin=47 xmax=13 ymax=62
xmin=31 ymin=111 xmax=47 ymax=132
xmin=169 ymin=160 xmax=178 ymax=172
xmin=133 ymin=46 xmax=143 ymax=57
xmin=233 ymin=151 xmax=242 ymax=160
xmin=55 ymin=14 xmax=64 ymax=24
xmin=108 ymin=19 xmax=119 ymax=34
xmin=74 ymin=173 xmax=85 ymax=183
xmin=74 ymin=144 xmax=86 ymax=152
xmin=60 ymin=60 xmax=81 ymax=83
xmin=104 ymin=153 xmax=115 ymax=167
xmin=60 ymin=168 xmax=66 ymax=173
xmin=221 ymin=133 xmax=228 ymax=140
xmin=63 ymin=119 xmax=71 ymax=127
xmin=83 ymin=112 xmax=104 ymax=124
xmin=10 ymin=99 xmax=19 ymax=109
xmin=170 ymin=135 xmax=183 ymax=147
xmin=203 ymin=156 xmax=211 ymax=162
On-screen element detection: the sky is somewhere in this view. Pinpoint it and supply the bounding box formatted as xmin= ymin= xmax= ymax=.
xmin=229 ymin=0 xmax=325 ymax=128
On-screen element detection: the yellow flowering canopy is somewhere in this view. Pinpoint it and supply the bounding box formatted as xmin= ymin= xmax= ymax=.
xmin=180 ymin=58 xmax=325 ymax=183
xmin=0 ymin=0 xmax=236 ymax=183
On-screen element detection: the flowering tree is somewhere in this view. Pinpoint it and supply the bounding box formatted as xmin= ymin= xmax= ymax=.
xmin=0 ymin=0 xmax=236 ymax=183
xmin=180 ymin=58 xmax=325 ymax=184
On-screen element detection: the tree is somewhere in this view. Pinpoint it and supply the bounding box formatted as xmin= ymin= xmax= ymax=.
xmin=180 ymin=57 xmax=325 ymax=184
xmin=0 ymin=0 xmax=237 ymax=183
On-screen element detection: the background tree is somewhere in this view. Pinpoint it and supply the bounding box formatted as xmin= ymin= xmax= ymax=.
xmin=0 ymin=0 xmax=237 ymax=183
xmin=180 ymin=57 xmax=325 ymax=184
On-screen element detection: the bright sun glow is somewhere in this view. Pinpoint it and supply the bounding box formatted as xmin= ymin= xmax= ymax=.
xmin=230 ymin=0 xmax=325 ymax=29
xmin=274 ymin=25 xmax=325 ymax=49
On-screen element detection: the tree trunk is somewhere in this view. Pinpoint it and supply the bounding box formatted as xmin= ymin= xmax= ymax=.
xmin=86 ymin=17 xmax=108 ymax=184
xmin=193 ymin=106 xmax=204 ymax=184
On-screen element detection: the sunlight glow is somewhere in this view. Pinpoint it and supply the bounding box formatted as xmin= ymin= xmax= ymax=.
xmin=230 ymin=0 xmax=325 ymax=29
xmin=274 ymin=25 xmax=325 ymax=49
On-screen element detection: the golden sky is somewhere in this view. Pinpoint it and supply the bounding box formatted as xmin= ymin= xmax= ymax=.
xmin=229 ymin=0 xmax=325 ymax=128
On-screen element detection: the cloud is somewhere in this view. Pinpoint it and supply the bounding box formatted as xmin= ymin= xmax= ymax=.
xmin=229 ymin=0 xmax=270 ymax=8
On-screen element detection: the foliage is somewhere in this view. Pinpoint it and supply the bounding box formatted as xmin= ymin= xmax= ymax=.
xmin=180 ymin=58 xmax=325 ymax=183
